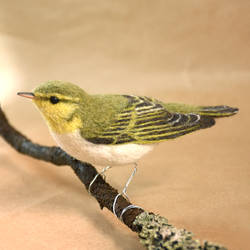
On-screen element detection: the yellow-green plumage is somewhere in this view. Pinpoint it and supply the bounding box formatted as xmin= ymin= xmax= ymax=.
xmin=17 ymin=80 xmax=238 ymax=166
xmin=31 ymin=80 xmax=238 ymax=146
xmin=17 ymin=80 xmax=239 ymax=195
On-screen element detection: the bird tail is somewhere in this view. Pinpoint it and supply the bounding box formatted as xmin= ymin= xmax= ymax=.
xmin=162 ymin=103 xmax=238 ymax=118
xmin=197 ymin=105 xmax=239 ymax=117
xmin=161 ymin=102 xmax=238 ymax=130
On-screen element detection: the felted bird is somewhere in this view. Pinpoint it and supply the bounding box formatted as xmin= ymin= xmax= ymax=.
xmin=18 ymin=80 xmax=238 ymax=206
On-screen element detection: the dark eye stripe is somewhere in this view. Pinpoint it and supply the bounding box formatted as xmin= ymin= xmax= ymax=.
xmin=50 ymin=96 xmax=60 ymax=104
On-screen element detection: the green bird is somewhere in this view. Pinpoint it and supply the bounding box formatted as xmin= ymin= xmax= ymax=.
xmin=17 ymin=80 xmax=238 ymax=203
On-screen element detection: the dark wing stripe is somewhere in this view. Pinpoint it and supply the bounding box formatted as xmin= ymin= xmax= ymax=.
xmin=107 ymin=126 xmax=128 ymax=132
xmin=119 ymin=113 xmax=132 ymax=118
xmin=136 ymin=102 xmax=151 ymax=108
xmin=136 ymin=108 xmax=163 ymax=116
xmin=101 ymin=132 xmax=122 ymax=136
xmin=115 ymin=134 xmax=135 ymax=144
xmin=111 ymin=121 xmax=130 ymax=126
xmin=116 ymin=118 xmax=131 ymax=123
xmin=136 ymin=110 xmax=166 ymax=117
xmin=134 ymin=120 xmax=172 ymax=130
xmin=135 ymin=116 xmax=168 ymax=126
xmin=87 ymin=137 xmax=115 ymax=144
xmin=135 ymin=112 xmax=170 ymax=122
xmin=136 ymin=103 xmax=162 ymax=111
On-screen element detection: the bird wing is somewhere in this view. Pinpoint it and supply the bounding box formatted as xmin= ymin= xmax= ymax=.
xmin=86 ymin=95 xmax=213 ymax=145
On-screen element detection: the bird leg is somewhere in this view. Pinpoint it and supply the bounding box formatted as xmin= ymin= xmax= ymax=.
xmin=89 ymin=163 xmax=141 ymax=220
xmin=122 ymin=163 xmax=138 ymax=200
xmin=113 ymin=163 xmax=140 ymax=219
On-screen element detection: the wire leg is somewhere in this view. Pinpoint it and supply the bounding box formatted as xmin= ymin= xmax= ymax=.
xmin=122 ymin=163 xmax=137 ymax=201
xmin=113 ymin=163 xmax=138 ymax=218
xmin=88 ymin=166 xmax=111 ymax=194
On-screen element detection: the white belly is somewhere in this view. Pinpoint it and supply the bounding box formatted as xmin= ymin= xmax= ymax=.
xmin=50 ymin=130 xmax=155 ymax=166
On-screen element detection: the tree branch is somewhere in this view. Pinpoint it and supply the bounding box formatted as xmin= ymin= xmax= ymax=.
xmin=0 ymin=106 xmax=227 ymax=250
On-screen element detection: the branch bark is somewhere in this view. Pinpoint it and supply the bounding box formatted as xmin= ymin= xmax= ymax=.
xmin=0 ymin=106 xmax=227 ymax=250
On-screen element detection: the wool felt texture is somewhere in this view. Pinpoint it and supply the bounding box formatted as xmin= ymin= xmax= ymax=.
xmin=32 ymin=81 xmax=238 ymax=145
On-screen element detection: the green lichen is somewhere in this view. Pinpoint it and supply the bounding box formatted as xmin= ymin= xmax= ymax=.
xmin=133 ymin=212 xmax=227 ymax=250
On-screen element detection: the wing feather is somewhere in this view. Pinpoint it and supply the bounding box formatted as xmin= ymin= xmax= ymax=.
xmin=86 ymin=95 xmax=213 ymax=145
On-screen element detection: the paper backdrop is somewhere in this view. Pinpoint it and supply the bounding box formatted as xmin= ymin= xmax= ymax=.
xmin=0 ymin=1 xmax=249 ymax=249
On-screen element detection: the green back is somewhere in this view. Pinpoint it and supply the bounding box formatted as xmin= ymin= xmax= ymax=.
xmin=83 ymin=95 xmax=215 ymax=145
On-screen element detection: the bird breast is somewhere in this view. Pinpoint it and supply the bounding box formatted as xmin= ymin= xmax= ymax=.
xmin=50 ymin=130 xmax=155 ymax=166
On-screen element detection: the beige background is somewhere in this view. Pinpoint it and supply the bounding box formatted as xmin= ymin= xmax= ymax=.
xmin=0 ymin=1 xmax=249 ymax=249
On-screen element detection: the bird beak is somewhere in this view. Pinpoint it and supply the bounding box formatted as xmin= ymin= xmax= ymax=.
xmin=17 ymin=92 xmax=35 ymax=99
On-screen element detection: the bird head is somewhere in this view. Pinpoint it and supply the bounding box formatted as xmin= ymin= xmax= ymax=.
xmin=18 ymin=80 xmax=89 ymax=133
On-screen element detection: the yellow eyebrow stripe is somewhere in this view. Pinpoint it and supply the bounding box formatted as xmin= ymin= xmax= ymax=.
xmin=35 ymin=93 xmax=80 ymax=102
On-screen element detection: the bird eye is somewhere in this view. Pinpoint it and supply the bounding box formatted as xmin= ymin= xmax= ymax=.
xmin=50 ymin=96 xmax=59 ymax=104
